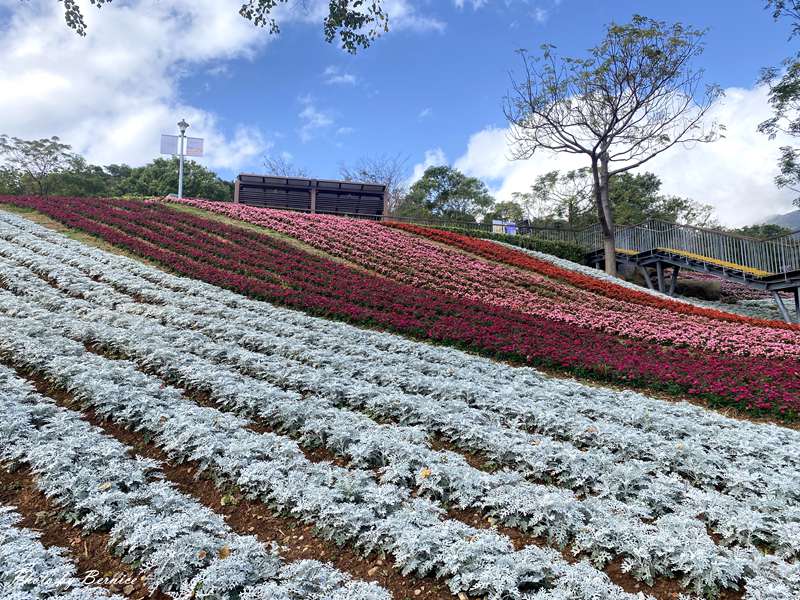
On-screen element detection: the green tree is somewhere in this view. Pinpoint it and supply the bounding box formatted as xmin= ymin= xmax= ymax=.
xmin=482 ymin=201 xmax=524 ymax=225
xmin=400 ymin=166 xmax=494 ymax=221
xmin=47 ymin=155 xmax=118 ymax=197
xmin=760 ymin=1 xmax=800 ymax=203
xmin=609 ymin=172 xmax=714 ymax=226
xmin=60 ymin=0 xmax=388 ymax=53
xmin=513 ymin=169 xmax=713 ymax=229
xmin=514 ymin=169 xmax=594 ymax=227
xmin=119 ymin=157 xmax=232 ymax=201
xmin=0 ymin=135 xmax=77 ymax=197
xmin=505 ymin=15 xmax=723 ymax=275
xmin=0 ymin=166 xmax=23 ymax=195
xmin=730 ymin=223 xmax=792 ymax=239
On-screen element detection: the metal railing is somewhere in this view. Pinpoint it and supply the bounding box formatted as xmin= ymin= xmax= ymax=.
xmin=573 ymin=220 xmax=800 ymax=276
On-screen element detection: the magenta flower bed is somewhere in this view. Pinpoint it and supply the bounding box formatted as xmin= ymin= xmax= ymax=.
xmin=173 ymin=198 xmax=800 ymax=360
xmin=2 ymin=194 xmax=799 ymax=419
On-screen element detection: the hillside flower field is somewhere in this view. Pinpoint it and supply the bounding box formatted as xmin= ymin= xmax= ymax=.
xmin=0 ymin=197 xmax=798 ymax=600
xmin=27 ymin=193 xmax=791 ymax=416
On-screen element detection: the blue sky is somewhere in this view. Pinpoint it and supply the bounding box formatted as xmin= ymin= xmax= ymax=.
xmin=0 ymin=0 xmax=797 ymax=224
xmin=180 ymin=1 xmax=794 ymax=179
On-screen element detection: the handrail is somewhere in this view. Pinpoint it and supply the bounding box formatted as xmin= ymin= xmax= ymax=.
xmin=573 ymin=219 xmax=800 ymax=276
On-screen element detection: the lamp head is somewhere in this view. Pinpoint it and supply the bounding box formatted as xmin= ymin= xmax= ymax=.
xmin=177 ymin=119 xmax=189 ymax=134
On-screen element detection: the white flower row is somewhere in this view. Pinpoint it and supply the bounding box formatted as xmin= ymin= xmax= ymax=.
xmin=2 ymin=225 xmax=797 ymax=520
xmin=0 ymin=506 xmax=123 ymax=600
xmin=1 ymin=238 xmax=798 ymax=566
xmin=1 ymin=216 xmax=800 ymax=597
xmin=0 ymin=314 xmax=645 ymax=600
xmin=2 ymin=219 xmax=799 ymax=536
xmin=0 ymin=365 xmax=389 ymax=600
xmin=0 ymin=276 xmax=752 ymax=597
xmin=3 ymin=210 xmax=795 ymax=490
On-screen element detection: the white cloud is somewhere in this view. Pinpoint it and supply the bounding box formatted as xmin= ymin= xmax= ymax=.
xmin=418 ymin=107 xmax=433 ymax=120
xmin=323 ymin=65 xmax=357 ymax=86
xmin=453 ymin=0 xmax=489 ymax=9
xmin=0 ymin=0 xmax=269 ymax=173
xmin=409 ymin=148 xmax=448 ymax=185
xmin=381 ymin=0 xmax=446 ymax=32
xmin=646 ymin=85 xmax=796 ymax=226
xmin=297 ymin=95 xmax=334 ymax=142
xmin=336 ymin=126 xmax=355 ymax=135
xmin=0 ymin=0 xmax=451 ymax=176
xmin=448 ymin=85 xmax=798 ymax=226
xmin=532 ymin=8 xmax=549 ymax=23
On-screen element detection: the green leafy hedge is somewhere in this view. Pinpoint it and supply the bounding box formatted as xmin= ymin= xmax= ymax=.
xmin=437 ymin=226 xmax=587 ymax=264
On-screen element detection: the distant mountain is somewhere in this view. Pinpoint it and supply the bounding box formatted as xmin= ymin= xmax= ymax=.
xmin=766 ymin=210 xmax=800 ymax=231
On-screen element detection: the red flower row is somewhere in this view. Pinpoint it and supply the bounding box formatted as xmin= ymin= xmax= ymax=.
xmin=3 ymin=195 xmax=799 ymax=418
xmin=172 ymin=199 xmax=799 ymax=360
xmin=383 ymin=222 xmax=798 ymax=331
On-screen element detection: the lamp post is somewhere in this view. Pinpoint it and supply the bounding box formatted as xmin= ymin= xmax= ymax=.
xmin=177 ymin=119 xmax=189 ymax=199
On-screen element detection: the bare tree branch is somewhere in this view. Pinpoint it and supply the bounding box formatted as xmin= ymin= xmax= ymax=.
xmin=504 ymin=15 xmax=722 ymax=275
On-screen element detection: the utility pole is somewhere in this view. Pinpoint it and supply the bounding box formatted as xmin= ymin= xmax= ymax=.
xmin=177 ymin=119 xmax=189 ymax=199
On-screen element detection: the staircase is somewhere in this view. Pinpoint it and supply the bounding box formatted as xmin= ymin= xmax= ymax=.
xmin=576 ymin=220 xmax=800 ymax=323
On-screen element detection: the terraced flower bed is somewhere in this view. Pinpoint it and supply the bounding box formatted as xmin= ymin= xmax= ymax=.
xmin=174 ymin=198 xmax=800 ymax=357
xmin=0 ymin=195 xmax=798 ymax=418
xmin=382 ymin=222 xmax=794 ymax=329
xmin=1 ymin=208 xmax=800 ymax=599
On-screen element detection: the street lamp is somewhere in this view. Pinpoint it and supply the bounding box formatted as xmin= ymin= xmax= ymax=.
xmin=177 ymin=119 xmax=189 ymax=199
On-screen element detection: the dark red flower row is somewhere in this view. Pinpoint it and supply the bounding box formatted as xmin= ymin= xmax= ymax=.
xmin=3 ymin=195 xmax=799 ymax=418
xmin=384 ymin=222 xmax=799 ymax=331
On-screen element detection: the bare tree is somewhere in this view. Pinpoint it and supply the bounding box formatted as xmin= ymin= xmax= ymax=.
xmin=263 ymin=155 xmax=309 ymax=178
xmin=505 ymin=15 xmax=723 ymax=275
xmin=339 ymin=154 xmax=409 ymax=214
xmin=0 ymin=135 xmax=76 ymax=197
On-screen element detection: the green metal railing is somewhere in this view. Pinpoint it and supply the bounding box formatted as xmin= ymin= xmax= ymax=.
xmin=570 ymin=220 xmax=800 ymax=276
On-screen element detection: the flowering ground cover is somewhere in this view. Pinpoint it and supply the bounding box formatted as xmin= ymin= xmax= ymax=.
xmin=1 ymin=210 xmax=799 ymax=599
xmin=383 ymin=222 xmax=795 ymax=330
xmin=490 ymin=239 xmax=786 ymax=321
xmin=1 ymin=195 xmax=799 ymax=418
xmin=173 ymin=198 xmax=800 ymax=359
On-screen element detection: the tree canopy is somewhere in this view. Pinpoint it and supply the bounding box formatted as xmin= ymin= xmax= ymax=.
xmin=59 ymin=0 xmax=388 ymax=52
xmin=729 ymin=223 xmax=793 ymax=239
xmin=760 ymin=1 xmax=800 ymax=204
xmin=505 ymin=14 xmax=722 ymax=274
xmin=482 ymin=201 xmax=524 ymax=225
xmin=0 ymin=136 xmax=232 ymax=200
xmin=609 ymin=172 xmax=714 ymax=227
xmin=0 ymin=136 xmax=77 ymax=197
xmin=399 ymin=166 xmax=494 ymax=221
xmin=513 ymin=169 xmax=594 ymax=227
xmin=512 ymin=170 xmax=713 ymax=229
xmin=119 ymin=158 xmax=232 ymax=200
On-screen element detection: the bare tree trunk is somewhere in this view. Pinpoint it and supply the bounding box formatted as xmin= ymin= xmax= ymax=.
xmin=592 ymin=153 xmax=617 ymax=276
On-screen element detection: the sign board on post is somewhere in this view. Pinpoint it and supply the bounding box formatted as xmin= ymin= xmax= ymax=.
xmin=160 ymin=121 xmax=203 ymax=199
xmin=160 ymin=134 xmax=179 ymax=155
xmin=185 ymin=137 xmax=204 ymax=157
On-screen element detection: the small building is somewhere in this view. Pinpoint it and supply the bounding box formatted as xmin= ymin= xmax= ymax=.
xmin=234 ymin=174 xmax=386 ymax=217
xmin=492 ymin=220 xmax=517 ymax=235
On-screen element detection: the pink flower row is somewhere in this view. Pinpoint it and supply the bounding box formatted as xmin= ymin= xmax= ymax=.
xmin=174 ymin=199 xmax=800 ymax=359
